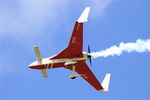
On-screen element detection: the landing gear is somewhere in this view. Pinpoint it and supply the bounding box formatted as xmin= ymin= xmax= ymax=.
xmin=69 ymin=65 xmax=80 ymax=79
xmin=69 ymin=74 xmax=81 ymax=79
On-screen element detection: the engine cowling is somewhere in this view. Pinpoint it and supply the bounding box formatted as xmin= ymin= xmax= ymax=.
xmin=64 ymin=61 xmax=77 ymax=66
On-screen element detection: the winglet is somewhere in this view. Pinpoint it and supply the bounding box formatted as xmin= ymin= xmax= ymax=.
xmin=77 ymin=7 xmax=90 ymax=23
xmin=99 ymin=73 xmax=111 ymax=92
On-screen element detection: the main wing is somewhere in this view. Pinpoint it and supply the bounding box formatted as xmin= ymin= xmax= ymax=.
xmin=74 ymin=61 xmax=104 ymax=91
xmin=51 ymin=7 xmax=90 ymax=59
xmin=65 ymin=61 xmax=111 ymax=91
xmin=64 ymin=61 xmax=103 ymax=91
xmin=51 ymin=22 xmax=83 ymax=59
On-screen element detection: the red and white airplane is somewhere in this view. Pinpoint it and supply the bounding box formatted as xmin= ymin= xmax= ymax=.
xmin=28 ymin=7 xmax=111 ymax=92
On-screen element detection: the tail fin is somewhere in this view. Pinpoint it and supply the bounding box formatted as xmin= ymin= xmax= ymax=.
xmin=99 ymin=74 xmax=111 ymax=92
xmin=77 ymin=7 xmax=90 ymax=23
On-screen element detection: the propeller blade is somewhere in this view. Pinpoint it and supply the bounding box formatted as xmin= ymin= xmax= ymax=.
xmin=88 ymin=45 xmax=92 ymax=66
xmin=34 ymin=46 xmax=42 ymax=64
xmin=88 ymin=45 xmax=91 ymax=53
xmin=41 ymin=69 xmax=48 ymax=78
xmin=89 ymin=57 xmax=92 ymax=66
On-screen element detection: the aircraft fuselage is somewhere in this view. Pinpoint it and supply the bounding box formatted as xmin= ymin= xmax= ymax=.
xmin=29 ymin=52 xmax=88 ymax=69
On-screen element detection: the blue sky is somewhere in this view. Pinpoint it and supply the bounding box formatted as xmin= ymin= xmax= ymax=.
xmin=0 ymin=0 xmax=150 ymax=100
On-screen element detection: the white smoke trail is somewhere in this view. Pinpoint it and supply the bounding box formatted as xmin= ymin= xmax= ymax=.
xmin=90 ymin=39 xmax=150 ymax=58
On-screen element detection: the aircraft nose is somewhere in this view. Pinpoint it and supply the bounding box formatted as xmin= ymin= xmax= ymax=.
xmin=28 ymin=65 xmax=36 ymax=69
xmin=28 ymin=63 xmax=34 ymax=69
xmin=28 ymin=65 xmax=32 ymax=69
xmin=28 ymin=61 xmax=36 ymax=69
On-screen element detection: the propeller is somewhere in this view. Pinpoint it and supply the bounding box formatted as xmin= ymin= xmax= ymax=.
xmin=87 ymin=45 xmax=92 ymax=66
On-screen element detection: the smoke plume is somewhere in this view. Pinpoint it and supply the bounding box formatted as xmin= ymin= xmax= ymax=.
xmin=90 ymin=39 xmax=150 ymax=58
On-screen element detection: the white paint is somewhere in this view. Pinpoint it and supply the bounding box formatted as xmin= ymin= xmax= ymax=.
xmin=99 ymin=73 xmax=111 ymax=92
xmin=77 ymin=7 xmax=90 ymax=23
xmin=64 ymin=61 xmax=77 ymax=66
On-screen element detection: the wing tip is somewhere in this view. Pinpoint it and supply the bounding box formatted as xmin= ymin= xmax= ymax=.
xmin=99 ymin=73 xmax=111 ymax=92
xmin=77 ymin=7 xmax=91 ymax=23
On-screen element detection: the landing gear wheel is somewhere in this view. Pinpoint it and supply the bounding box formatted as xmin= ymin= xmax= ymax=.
xmin=69 ymin=74 xmax=81 ymax=79
xmin=69 ymin=65 xmax=80 ymax=79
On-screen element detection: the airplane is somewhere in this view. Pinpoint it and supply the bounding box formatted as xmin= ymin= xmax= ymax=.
xmin=28 ymin=7 xmax=111 ymax=92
